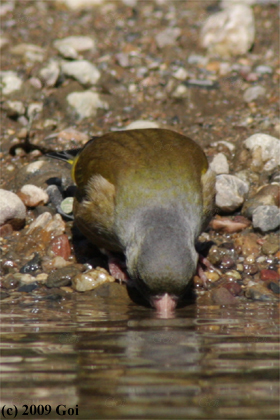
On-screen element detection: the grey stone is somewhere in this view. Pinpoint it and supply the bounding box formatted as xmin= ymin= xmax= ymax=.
xmin=0 ymin=189 xmax=26 ymax=228
xmin=61 ymin=60 xmax=100 ymax=85
xmin=216 ymin=174 xmax=249 ymax=212
xmin=5 ymin=100 xmax=25 ymax=117
xmin=252 ymin=205 xmax=280 ymax=232
xmin=243 ymin=85 xmax=266 ymax=102
xmin=39 ymin=60 xmax=60 ymax=87
xmin=200 ymin=5 xmax=255 ymax=56
xmin=155 ymin=27 xmax=181 ymax=48
xmin=125 ymin=120 xmax=160 ymax=130
xmin=66 ymin=90 xmax=108 ymax=119
xmin=54 ymin=36 xmax=95 ymax=59
xmin=0 ymin=71 xmax=22 ymax=95
xmin=210 ymin=153 xmax=229 ymax=174
xmin=244 ymin=133 xmax=280 ymax=170
xmin=11 ymin=43 xmax=45 ymax=62
xmin=255 ymin=65 xmax=272 ymax=74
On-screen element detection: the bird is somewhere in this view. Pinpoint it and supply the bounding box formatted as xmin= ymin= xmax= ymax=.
xmin=48 ymin=128 xmax=216 ymax=317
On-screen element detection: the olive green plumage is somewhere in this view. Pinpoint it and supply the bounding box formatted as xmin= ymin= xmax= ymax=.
xmin=51 ymin=129 xmax=216 ymax=308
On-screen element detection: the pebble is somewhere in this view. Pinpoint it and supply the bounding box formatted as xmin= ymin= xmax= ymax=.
xmin=0 ymin=223 xmax=13 ymax=237
xmin=2 ymin=275 xmax=20 ymax=290
xmin=125 ymin=120 xmax=160 ymax=130
xmin=5 ymin=100 xmax=25 ymax=117
xmin=173 ymin=68 xmax=188 ymax=80
xmin=0 ymin=2 xmax=14 ymax=15
xmin=14 ymin=273 xmax=37 ymax=284
xmin=204 ymin=271 xmax=220 ymax=282
xmin=53 ymin=36 xmax=95 ymax=58
xmin=72 ymin=267 xmax=115 ymax=292
xmin=200 ymin=5 xmax=255 ymax=56
xmin=28 ymin=77 xmax=43 ymax=89
xmin=252 ymin=205 xmax=280 ymax=232
xmin=39 ymin=60 xmax=60 ymax=87
xmin=48 ymin=234 xmax=71 ymax=260
xmin=18 ymin=184 xmax=49 ymax=207
xmin=234 ymin=232 xmax=260 ymax=257
xmin=56 ymin=0 xmax=105 ymax=10
xmin=172 ymin=84 xmax=189 ymax=99
xmin=18 ymin=282 xmax=38 ymax=293
xmin=243 ymin=86 xmax=266 ymax=103
xmin=0 ymin=189 xmax=26 ymax=229
xmin=46 ymin=265 xmax=81 ymax=288
xmin=210 ymin=153 xmax=229 ymax=174
xmin=155 ymin=27 xmax=181 ymax=48
xmin=187 ymin=54 xmax=208 ymax=66
xmin=245 ymin=282 xmax=277 ymax=301
xmin=60 ymin=197 xmax=74 ymax=214
xmin=215 ymin=174 xmax=249 ymax=212
xmin=0 ymin=36 xmax=9 ymax=50
xmin=42 ymin=256 xmax=72 ymax=271
xmin=19 ymin=253 xmax=41 ymax=274
xmin=255 ymin=65 xmax=272 ymax=74
xmin=11 ymin=43 xmax=45 ymax=62
xmin=244 ymin=133 xmax=280 ymax=171
xmin=260 ymin=269 xmax=279 ymax=282
xmin=27 ymin=212 xmax=65 ymax=236
xmin=66 ymin=91 xmax=108 ymax=119
xmin=61 ymin=60 xmax=100 ymax=85
xmin=242 ymin=184 xmax=280 ymax=218
xmin=27 ymin=102 xmax=43 ymax=119
xmin=224 ymin=281 xmax=242 ymax=296
xmin=268 ymin=282 xmax=280 ymax=294
xmin=56 ymin=128 xmax=90 ymax=144
xmin=0 ymin=71 xmax=22 ymax=95
xmin=211 ymin=287 xmax=237 ymax=305
xmin=210 ymin=215 xmax=250 ymax=233
xmin=261 ymin=235 xmax=280 ymax=255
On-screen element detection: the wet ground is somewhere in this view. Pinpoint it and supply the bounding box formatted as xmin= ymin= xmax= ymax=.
xmin=1 ymin=1 xmax=280 ymax=419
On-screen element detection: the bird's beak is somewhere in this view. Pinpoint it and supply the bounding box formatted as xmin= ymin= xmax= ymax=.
xmin=150 ymin=293 xmax=178 ymax=319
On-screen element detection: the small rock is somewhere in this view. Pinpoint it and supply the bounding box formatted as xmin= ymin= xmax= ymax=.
xmin=18 ymin=184 xmax=49 ymax=207
xmin=61 ymin=60 xmax=100 ymax=85
xmin=210 ymin=215 xmax=250 ymax=233
xmin=20 ymin=253 xmax=41 ymax=274
xmin=66 ymin=90 xmax=108 ymax=119
xmin=0 ymin=71 xmax=22 ymax=95
xmin=244 ymin=263 xmax=258 ymax=275
xmin=244 ymin=133 xmax=280 ymax=171
xmin=242 ymin=184 xmax=280 ymax=218
xmin=56 ymin=128 xmax=89 ymax=144
xmin=15 ymin=273 xmax=37 ymax=284
xmin=268 ymin=282 xmax=280 ymax=294
xmin=211 ymin=287 xmax=237 ymax=305
xmin=39 ymin=60 xmax=60 ymax=87
xmin=48 ymin=234 xmax=71 ymax=260
xmin=234 ymin=232 xmax=260 ymax=257
xmin=215 ymin=174 xmax=249 ymax=212
xmin=125 ymin=120 xmax=160 ymax=130
xmin=54 ymin=36 xmax=95 ymax=58
xmin=172 ymin=84 xmax=189 ymax=99
xmin=18 ymin=282 xmax=38 ymax=293
xmin=200 ymin=5 xmax=255 ymax=56
xmin=210 ymin=153 xmax=229 ymax=174
xmin=255 ymin=65 xmax=272 ymax=74
xmin=28 ymin=77 xmax=43 ymax=89
xmin=155 ymin=27 xmax=181 ymax=48
xmin=0 ymin=189 xmax=26 ymax=229
xmin=46 ymin=265 xmax=81 ymax=288
xmin=261 ymin=235 xmax=280 ymax=255
xmin=187 ymin=54 xmax=208 ymax=66
xmin=11 ymin=43 xmax=45 ymax=62
xmin=173 ymin=67 xmax=188 ymax=80
xmin=252 ymin=205 xmax=280 ymax=232
xmin=60 ymin=197 xmax=74 ymax=214
xmin=56 ymin=0 xmax=105 ymax=10
xmin=115 ymin=53 xmax=130 ymax=68
xmin=0 ymin=223 xmax=13 ymax=237
xmin=2 ymin=275 xmax=20 ymax=290
xmin=260 ymin=269 xmax=279 ymax=282
xmin=245 ymin=282 xmax=277 ymax=301
xmin=243 ymin=86 xmax=266 ymax=103
xmin=27 ymin=212 xmax=65 ymax=236
xmin=72 ymin=267 xmax=115 ymax=292
xmin=5 ymin=100 xmax=25 ymax=117
xmin=224 ymin=281 xmax=242 ymax=296
xmin=0 ymin=2 xmax=14 ymax=16
xmin=42 ymin=256 xmax=72 ymax=271
xmin=0 ymin=36 xmax=9 ymax=50
xmin=27 ymin=102 xmax=43 ymax=119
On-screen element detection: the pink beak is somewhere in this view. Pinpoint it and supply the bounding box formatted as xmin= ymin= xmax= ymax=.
xmin=151 ymin=293 xmax=177 ymax=318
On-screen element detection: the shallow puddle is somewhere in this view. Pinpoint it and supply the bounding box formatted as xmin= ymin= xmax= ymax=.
xmin=1 ymin=288 xmax=279 ymax=419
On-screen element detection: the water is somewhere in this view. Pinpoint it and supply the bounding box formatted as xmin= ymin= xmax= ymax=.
xmin=1 ymin=285 xmax=279 ymax=419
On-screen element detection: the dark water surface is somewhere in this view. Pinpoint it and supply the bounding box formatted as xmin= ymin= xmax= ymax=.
xmin=1 ymin=286 xmax=279 ymax=419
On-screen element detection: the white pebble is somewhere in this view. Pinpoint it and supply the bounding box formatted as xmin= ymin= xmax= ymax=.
xmin=210 ymin=153 xmax=229 ymax=174
xmin=0 ymin=189 xmax=26 ymax=228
